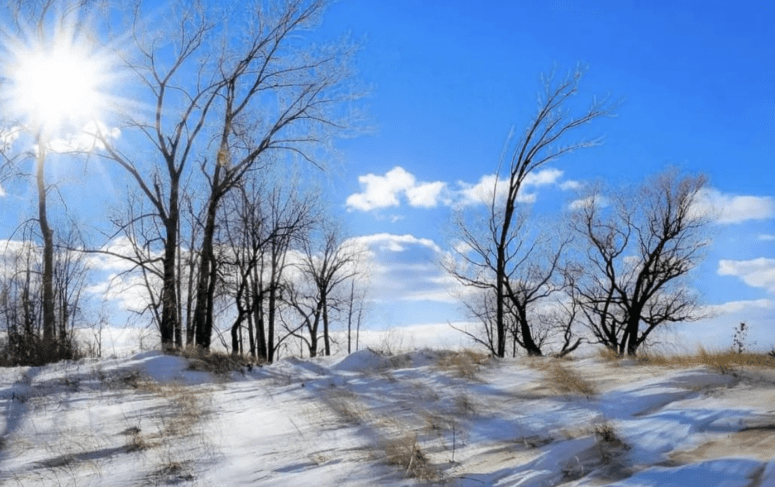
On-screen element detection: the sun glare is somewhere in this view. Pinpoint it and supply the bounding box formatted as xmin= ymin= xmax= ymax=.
xmin=3 ymin=22 xmax=112 ymax=140
xmin=14 ymin=45 xmax=100 ymax=131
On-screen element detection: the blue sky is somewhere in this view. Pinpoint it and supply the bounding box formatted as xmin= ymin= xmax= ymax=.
xmin=314 ymin=0 xmax=774 ymax=347
xmin=1 ymin=0 xmax=773 ymax=351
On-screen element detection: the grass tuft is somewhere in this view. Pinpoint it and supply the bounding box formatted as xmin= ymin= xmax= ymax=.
xmin=178 ymin=346 xmax=259 ymax=375
xmin=325 ymin=390 xmax=367 ymax=424
xmin=383 ymin=433 xmax=437 ymax=481
xmin=542 ymin=361 xmax=597 ymax=398
xmin=597 ymin=346 xmax=775 ymax=373
xmin=437 ymin=350 xmax=490 ymax=379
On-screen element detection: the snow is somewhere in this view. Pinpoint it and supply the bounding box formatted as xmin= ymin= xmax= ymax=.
xmin=1 ymin=349 xmax=774 ymax=486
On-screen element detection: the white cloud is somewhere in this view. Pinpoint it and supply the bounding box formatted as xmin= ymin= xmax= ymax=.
xmin=406 ymin=181 xmax=448 ymax=208
xmin=456 ymin=174 xmax=508 ymax=206
xmin=348 ymin=233 xmax=442 ymax=254
xmin=0 ymin=183 xmax=5 ymax=197
xmin=523 ymin=168 xmax=564 ymax=186
xmin=758 ymin=234 xmax=775 ymax=242
xmin=703 ymin=298 xmax=774 ymax=316
xmin=568 ymin=194 xmax=608 ymax=211
xmin=560 ymin=180 xmax=582 ymax=191
xmin=346 ymin=166 xmax=447 ymax=211
xmin=346 ymin=166 xmax=414 ymax=211
xmin=86 ymin=274 xmax=159 ymax=314
xmin=694 ymin=188 xmax=775 ymax=224
xmin=347 ymin=166 xmax=573 ymax=212
xmin=718 ymin=258 xmax=775 ymax=293
xmin=454 ymin=168 xmax=566 ymax=207
xmin=345 ymin=233 xmax=463 ymax=305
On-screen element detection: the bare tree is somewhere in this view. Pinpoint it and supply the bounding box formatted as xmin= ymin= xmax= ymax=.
xmin=0 ymin=0 xmax=106 ymax=360
xmin=446 ymin=66 xmax=612 ymax=357
xmin=345 ymin=277 xmax=368 ymax=354
xmin=188 ymin=0 xmax=358 ymax=350
xmin=0 ymin=223 xmax=89 ymax=365
xmin=570 ymin=169 xmax=709 ymax=356
xmin=98 ymin=0 xmax=358 ymax=349
xmin=286 ymin=224 xmax=360 ymax=357
xmin=219 ymin=171 xmax=318 ymax=361
xmin=449 ymin=209 xmax=580 ymax=357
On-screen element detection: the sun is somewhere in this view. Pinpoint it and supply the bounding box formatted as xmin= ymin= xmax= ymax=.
xmin=2 ymin=20 xmax=112 ymax=140
xmin=12 ymin=43 xmax=101 ymax=132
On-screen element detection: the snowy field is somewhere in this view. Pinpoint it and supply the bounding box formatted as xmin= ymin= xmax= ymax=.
xmin=1 ymin=349 xmax=774 ymax=486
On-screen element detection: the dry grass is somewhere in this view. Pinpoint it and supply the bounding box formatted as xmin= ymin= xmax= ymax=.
xmin=454 ymin=393 xmax=477 ymax=416
xmin=596 ymin=347 xmax=623 ymax=363
xmin=598 ymin=346 xmax=775 ymax=373
xmin=562 ymin=421 xmax=631 ymax=482
xmin=542 ymin=361 xmax=597 ymax=398
xmin=121 ymin=426 xmax=153 ymax=452
xmin=382 ymin=433 xmax=438 ymax=481
xmin=437 ymin=349 xmax=491 ymax=379
xmin=421 ymin=411 xmax=454 ymax=436
xmin=325 ymin=390 xmax=368 ymax=425
xmin=593 ymin=420 xmax=631 ymax=471
xmin=178 ymin=346 xmax=260 ymax=375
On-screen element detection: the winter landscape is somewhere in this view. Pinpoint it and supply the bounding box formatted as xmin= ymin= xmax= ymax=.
xmin=1 ymin=346 xmax=775 ymax=486
xmin=0 ymin=0 xmax=774 ymax=485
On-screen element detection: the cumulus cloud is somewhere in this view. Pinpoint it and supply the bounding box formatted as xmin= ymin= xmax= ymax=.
xmin=694 ymin=188 xmax=775 ymax=224
xmin=86 ymin=274 xmax=159 ymax=315
xmin=347 ymin=166 xmax=574 ymax=212
xmin=703 ymin=298 xmax=774 ymax=316
xmin=523 ymin=168 xmax=564 ymax=186
xmin=456 ymin=174 xmax=509 ymax=206
xmin=568 ymin=194 xmax=609 ymax=211
xmin=718 ymin=258 xmax=775 ymax=294
xmin=348 ymin=232 xmax=443 ymax=254
xmin=455 ymin=168 xmax=565 ymax=207
xmin=406 ymin=181 xmax=448 ymax=208
xmin=346 ymin=167 xmax=448 ymax=211
xmin=346 ymin=233 xmax=462 ymax=304
xmin=559 ymin=180 xmax=582 ymax=191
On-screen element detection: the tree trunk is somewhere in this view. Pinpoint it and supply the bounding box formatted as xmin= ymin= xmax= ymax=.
xmin=322 ymin=291 xmax=331 ymax=356
xmin=36 ymin=145 xmax=55 ymax=356
xmin=347 ymin=281 xmax=354 ymax=354
xmin=157 ymin=171 xmax=182 ymax=350
xmin=267 ymin=281 xmax=277 ymax=362
xmin=231 ymin=321 xmax=240 ymax=354
xmin=193 ymin=163 xmax=221 ymax=349
xmin=495 ymin=251 xmax=506 ymax=358
xmin=247 ymin=305 xmax=256 ymax=359
xmin=624 ymin=308 xmax=642 ymax=357
xmin=517 ymin=305 xmax=542 ymax=357
xmin=253 ymin=281 xmax=267 ymax=361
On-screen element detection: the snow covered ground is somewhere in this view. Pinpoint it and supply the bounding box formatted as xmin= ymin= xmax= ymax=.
xmin=1 ymin=349 xmax=774 ymax=486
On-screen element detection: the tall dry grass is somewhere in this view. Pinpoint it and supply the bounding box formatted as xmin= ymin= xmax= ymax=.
xmin=533 ymin=360 xmax=598 ymax=398
xmin=437 ymin=350 xmax=491 ymax=379
xmin=597 ymin=346 xmax=775 ymax=373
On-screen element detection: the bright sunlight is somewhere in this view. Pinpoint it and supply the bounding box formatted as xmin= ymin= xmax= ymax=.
xmin=2 ymin=23 xmax=111 ymax=139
